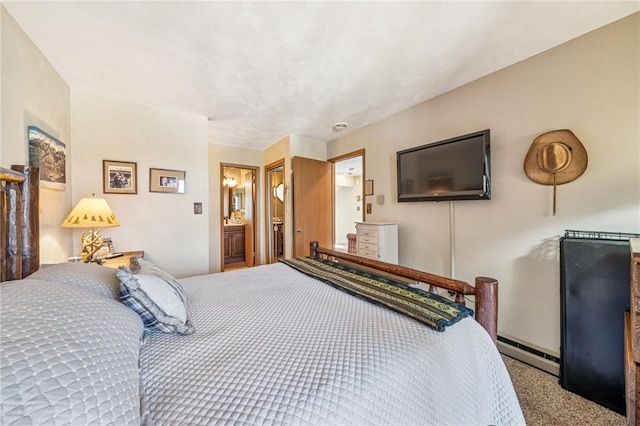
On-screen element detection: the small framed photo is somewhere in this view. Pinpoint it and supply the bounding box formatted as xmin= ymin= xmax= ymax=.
xmin=150 ymin=168 xmax=185 ymax=194
xmin=102 ymin=237 xmax=115 ymax=253
xmin=364 ymin=179 xmax=374 ymax=196
xmin=103 ymin=160 xmax=137 ymax=194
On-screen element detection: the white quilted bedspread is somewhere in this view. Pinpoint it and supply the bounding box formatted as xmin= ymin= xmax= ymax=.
xmin=1 ymin=279 xmax=144 ymax=425
xmin=141 ymin=262 xmax=525 ymax=425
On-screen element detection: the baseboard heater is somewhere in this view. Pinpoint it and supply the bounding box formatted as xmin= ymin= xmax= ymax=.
xmin=497 ymin=335 xmax=560 ymax=376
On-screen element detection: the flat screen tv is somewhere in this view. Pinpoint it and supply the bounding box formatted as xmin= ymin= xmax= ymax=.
xmin=397 ymin=129 xmax=490 ymax=202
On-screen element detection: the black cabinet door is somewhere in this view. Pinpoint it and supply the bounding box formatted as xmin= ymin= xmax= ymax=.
xmin=560 ymin=237 xmax=630 ymax=415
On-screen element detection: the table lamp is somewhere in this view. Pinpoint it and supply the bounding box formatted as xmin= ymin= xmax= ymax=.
xmin=61 ymin=194 xmax=120 ymax=262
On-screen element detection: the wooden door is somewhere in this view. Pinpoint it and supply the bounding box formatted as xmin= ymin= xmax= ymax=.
xmin=292 ymin=156 xmax=333 ymax=257
xmin=244 ymin=170 xmax=255 ymax=267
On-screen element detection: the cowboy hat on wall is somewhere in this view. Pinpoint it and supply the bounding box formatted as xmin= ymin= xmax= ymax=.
xmin=524 ymin=129 xmax=588 ymax=216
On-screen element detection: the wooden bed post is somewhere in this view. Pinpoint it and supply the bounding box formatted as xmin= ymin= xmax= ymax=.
xmin=310 ymin=241 xmax=319 ymax=258
xmin=474 ymin=277 xmax=498 ymax=343
xmin=1 ymin=179 xmax=7 ymax=282
xmin=12 ymin=166 xmax=39 ymax=278
xmin=2 ymin=178 xmax=24 ymax=281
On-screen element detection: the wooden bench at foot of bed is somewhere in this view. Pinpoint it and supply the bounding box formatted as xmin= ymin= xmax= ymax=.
xmin=310 ymin=241 xmax=498 ymax=342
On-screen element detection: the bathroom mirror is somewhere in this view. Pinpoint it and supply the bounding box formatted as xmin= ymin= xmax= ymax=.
xmin=232 ymin=188 xmax=244 ymax=211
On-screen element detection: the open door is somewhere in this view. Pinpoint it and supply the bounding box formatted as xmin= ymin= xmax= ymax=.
xmin=292 ymin=156 xmax=333 ymax=257
xmin=243 ymin=170 xmax=255 ymax=267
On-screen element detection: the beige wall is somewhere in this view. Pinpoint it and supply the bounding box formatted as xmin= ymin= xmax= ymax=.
xmin=0 ymin=5 xmax=72 ymax=263
xmin=290 ymin=135 xmax=327 ymax=160
xmin=208 ymin=143 xmax=263 ymax=272
xmin=328 ymin=13 xmax=640 ymax=355
xmin=3 ymin=2 xmax=637 ymax=356
xmin=71 ymin=92 xmax=209 ymax=278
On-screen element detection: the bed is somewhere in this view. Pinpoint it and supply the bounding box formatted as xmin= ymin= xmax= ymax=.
xmin=1 ymin=165 xmax=525 ymax=425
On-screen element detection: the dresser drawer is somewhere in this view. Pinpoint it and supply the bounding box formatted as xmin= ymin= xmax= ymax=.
xmin=358 ymin=242 xmax=379 ymax=253
xmin=358 ymin=235 xmax=378 ymax=244
xmin=358 ymin=248 xmax=378 ymax=259
xmin=357 ymin=228 xmax=378 ymax=239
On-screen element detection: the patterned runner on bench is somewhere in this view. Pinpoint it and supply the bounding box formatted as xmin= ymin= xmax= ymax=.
xmin=280 ymin=256 xmax=473 ymax=331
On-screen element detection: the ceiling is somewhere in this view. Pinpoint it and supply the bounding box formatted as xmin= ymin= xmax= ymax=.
xmin=3 ymin=1 xmax=638 ymax=151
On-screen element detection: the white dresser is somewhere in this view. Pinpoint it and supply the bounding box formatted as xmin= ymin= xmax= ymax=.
xmin=355 ymin=222 xmax=398 ymax=264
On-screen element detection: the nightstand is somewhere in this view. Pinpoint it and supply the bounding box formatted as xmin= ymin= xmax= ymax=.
xmin=99 ymin=251 xmax=144 ymax=269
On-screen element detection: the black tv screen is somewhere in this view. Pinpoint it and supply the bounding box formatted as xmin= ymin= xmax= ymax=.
xmin=397 ymin=129 xmax=491 ymax=202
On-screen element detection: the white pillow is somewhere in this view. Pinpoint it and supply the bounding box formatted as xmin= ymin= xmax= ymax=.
xmin=117 ymin=259 xmax=193 ymax=335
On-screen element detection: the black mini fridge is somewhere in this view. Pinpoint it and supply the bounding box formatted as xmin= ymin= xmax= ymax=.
xmin=559 ymin=230 xmax=637 ymax=415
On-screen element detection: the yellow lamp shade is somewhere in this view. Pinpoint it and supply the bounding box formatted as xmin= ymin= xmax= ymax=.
xmin=61 ymin=197 xmax=120 ymax=228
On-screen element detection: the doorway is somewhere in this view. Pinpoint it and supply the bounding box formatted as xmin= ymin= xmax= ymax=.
xmin=221 ymin=164 xmax=258 ymax=271
xmin=330 ymin=150 xmax=365 ymax=252
xmin=265 ymin=160 xmax=285 ymax=263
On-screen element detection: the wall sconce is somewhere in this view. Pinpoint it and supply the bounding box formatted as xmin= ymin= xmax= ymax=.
xmin=61 ymin=194 xmax=120 ymax=261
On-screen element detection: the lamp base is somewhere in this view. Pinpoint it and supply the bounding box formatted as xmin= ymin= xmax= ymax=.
xmin=81 ymin=229 xmax=104 ymax=262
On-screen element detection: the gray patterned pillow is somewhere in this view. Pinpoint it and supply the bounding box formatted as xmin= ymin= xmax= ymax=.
xmin=117 ymin=258 xmax=193 ymax=335
xmin=28 ymin=262 xmax=120 ymax=300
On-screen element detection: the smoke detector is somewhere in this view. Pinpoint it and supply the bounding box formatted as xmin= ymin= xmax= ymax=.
xmin=334 ymin=122 xmax=348 ymax=130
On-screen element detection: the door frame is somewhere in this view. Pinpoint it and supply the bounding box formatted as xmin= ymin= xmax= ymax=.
xmin=220 ymin=163 xmax=260 ymax=271
xmin=329 ymin=148 xmax=366 ymax=232
xmin=265 ymin=159 xmax=285 ymax=264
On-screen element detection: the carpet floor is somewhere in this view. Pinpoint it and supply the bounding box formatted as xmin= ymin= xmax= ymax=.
xmin=502 ymin=355 xmax=626 ymax=425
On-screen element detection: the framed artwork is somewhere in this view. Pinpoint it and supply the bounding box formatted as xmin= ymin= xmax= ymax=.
xmin=364 ymin=179 xmax=374 ymax=196
xmin=103 ymin=160 xmax=137 ymax=194
xmin=149 ymin=168 xmax=185 ymax=194
xmin=28 ymin=126 xmax=66 ymax=190
xmin=102 ymin=237 xmax=115 ymax=253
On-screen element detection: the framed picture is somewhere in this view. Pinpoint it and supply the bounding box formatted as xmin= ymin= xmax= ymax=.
xmin=150 ymin=168 xmax=185 ymax=194
xmin=28 ymin=126 xmax=66 ymax=190
xmin=103 ymin=160 xmax=137 ymax=194
xmin=364 ymin=179 xmax=374 ymax=196
xmin=102 ymin=237 xmax=115 ymax=253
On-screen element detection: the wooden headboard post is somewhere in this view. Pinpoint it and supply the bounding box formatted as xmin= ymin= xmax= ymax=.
xmin=309 ymin=241 xmax=499 ymax=343
xmin=1 ymin=165 xmax=39 ymax=282
xmin=474 ymin=277 xmax=498 ymax=343
xmin=310 ymin=241 xmax=319 ymax=258
xmin=13 ymin=165 xmax=40 ymax=277
xmin=1 ymin=172 xmax=24 ymax=281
